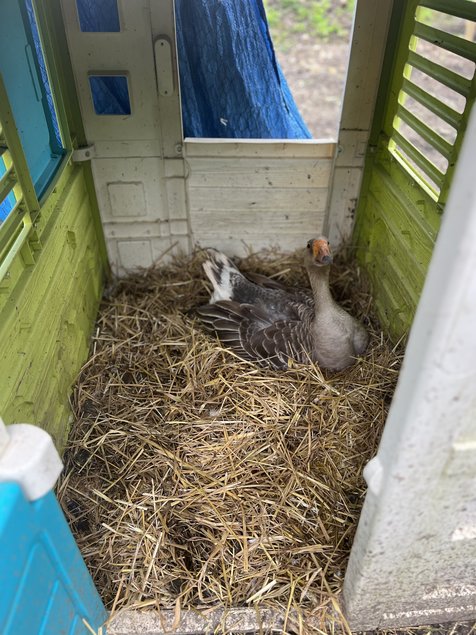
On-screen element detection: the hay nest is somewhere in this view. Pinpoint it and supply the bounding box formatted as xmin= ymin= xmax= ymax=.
xmin=58 ymin=247 xmax=402 ymax=625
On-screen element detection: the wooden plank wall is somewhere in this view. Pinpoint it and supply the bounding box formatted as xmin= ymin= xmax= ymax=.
xmin=0 ymin=163 xmax=105 ymax=450
xmin=185 ymin=140 xmax=335 ymax=256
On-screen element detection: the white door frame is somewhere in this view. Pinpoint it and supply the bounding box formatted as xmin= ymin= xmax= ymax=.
xmin=325 ymin=0 xmax=394 ymax=249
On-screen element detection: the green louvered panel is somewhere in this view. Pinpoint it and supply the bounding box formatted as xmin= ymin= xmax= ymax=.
xmin=400 ymin=78 xmax=462 ymax=128
xmin=389 ymin=0 xmax=476 ymax=204
xmin=354 ymin=0 xmax=476 ymax=341
xmin=419 ymin=0 xmax=476 ymax=21
xmin=0 ymin=146 xmax=17 ymax=206
xmin=0 ymin=81 xmax=38 ymax=285
xmin=413 ymin=21 xmax=476 ymax=61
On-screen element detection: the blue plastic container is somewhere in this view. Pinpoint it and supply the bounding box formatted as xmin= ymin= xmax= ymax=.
xmin=0 ymin=482 xmax=107 ymax=635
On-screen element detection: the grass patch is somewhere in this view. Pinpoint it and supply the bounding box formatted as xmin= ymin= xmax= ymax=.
xmin=264 ymin=0 xmax=355 ymax=46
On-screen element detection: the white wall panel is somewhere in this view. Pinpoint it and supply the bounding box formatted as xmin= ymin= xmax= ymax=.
xmin=185 ymin=140 xmax=335 ymax=256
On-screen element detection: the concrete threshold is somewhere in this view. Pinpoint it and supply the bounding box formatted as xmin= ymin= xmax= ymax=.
xmin=107 ymin=607 xmax=314 ymax=634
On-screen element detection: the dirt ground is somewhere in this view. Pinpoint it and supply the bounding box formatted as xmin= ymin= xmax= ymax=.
xmin=271 ymin=9 xmax=475 ymax=142
xmin=263 ymin=0 xmax=355 ymax=138
xmin=275 ymin=35 xmax=351 ymax=139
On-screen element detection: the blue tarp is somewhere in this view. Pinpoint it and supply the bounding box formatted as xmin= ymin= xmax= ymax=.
xmin=175 ymin=0 xmax=312 ymax=139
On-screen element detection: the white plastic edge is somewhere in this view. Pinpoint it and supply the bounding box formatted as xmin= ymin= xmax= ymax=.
xmin=0 ymin=420 xmax=63 ymax=501
xmin=363 ymin=455 xmax=384 ymax=497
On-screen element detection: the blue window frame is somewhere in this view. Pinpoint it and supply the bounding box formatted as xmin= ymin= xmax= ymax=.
xmin=0 ymin=0 xmax=65 ymax=217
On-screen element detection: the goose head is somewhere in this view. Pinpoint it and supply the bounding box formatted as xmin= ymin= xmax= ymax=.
xmin=305 ymin=237 xmax=333 ymax=269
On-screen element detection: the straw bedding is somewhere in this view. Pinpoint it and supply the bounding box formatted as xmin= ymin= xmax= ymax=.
xmin=58 ymin=247 xmax=402 ymax=625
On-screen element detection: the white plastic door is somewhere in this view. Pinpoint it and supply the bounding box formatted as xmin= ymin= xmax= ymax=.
xmin=61 ymin=0 xmax=189 ymax=273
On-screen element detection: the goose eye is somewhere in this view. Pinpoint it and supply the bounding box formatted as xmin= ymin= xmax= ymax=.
xmin=306 ymin=240 xmax=313 ymax=250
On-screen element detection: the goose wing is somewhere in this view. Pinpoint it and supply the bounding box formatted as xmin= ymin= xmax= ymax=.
xmin=245 ymin=271 xmax=313 ymax=307
xmin=196 ymin=301 xmax=272 ymax=363
xmin=196 ymin=301 xmax=315 ymax=369
xmin=247 ymin=320 xmax=315 ymax=368
xmin=244 ymin=271 xmax=289 ymax=290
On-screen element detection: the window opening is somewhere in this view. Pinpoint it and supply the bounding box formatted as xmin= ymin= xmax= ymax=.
xmin=389 ymin=1 xmax=476 ymax=202
xmin=76 ymin=0 xmax=120 ymax=33
xmin=173 ymin=0 xmax=355 ymax=139
xmin=264 ymin=0 xmax=355 ymax=139
xmin=89 ymin=75 xmax=131 ymax=116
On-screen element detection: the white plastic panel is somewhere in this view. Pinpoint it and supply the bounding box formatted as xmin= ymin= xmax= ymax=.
xmin=343 ymin=105 xmax=476 ymax=631
xmin=106 ymin=182 xmax=147 ymax=218
xmin=61 ymin=0 xmax=188 ymax=273
xmin=61 ymin=0 xmax=160 ymax=143
xmin=62 ymin=0 xmax=337 ymax=270
xmin=117 ymin=239 xmax=153 ymax=270
xmin=90 ymin=154 xmax=191 ymax=273
xmin=92 ymin=157 xmax=166 ymax=223
xmin=185 ymin=140 xmax=334 ymax=256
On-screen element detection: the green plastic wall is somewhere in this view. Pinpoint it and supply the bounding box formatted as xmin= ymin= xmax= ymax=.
xmin=0 ymin=161 xmax=105 ymax=450
xmin=0 ymin=0 xmax=107 ymax=451
xmin=353 ymin=147 xmax=441 ymax=340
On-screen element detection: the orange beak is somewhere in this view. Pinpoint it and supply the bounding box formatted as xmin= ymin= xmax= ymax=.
xmin=312 ymin=239 xmax=333 ymax=265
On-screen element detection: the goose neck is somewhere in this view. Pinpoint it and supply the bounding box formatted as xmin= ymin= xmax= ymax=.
xmin=309 ymin=266 xmax=333 ymax=308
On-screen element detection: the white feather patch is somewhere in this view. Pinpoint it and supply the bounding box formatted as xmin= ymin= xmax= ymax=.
xmin=203 ymin=255 xmax=234 ymax=302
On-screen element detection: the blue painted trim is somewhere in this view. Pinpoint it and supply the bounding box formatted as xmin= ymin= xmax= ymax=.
xmin=0 ymin=0 xmax=65 ymax=212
